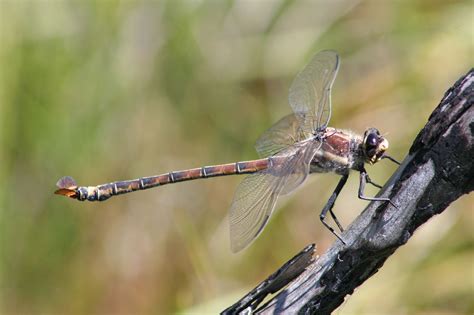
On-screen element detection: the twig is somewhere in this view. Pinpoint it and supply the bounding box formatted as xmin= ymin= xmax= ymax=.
xmin=222 ymin=244 xmax=316 ymax=314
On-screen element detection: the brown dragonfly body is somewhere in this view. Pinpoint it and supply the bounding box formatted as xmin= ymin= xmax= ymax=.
xmin=56 ymin=51 xmax=399 ymax=252
xmin=55 ymin=126 xmax=385 ymax=202
xmin=56 ymin=158 xmax=271 ymax=202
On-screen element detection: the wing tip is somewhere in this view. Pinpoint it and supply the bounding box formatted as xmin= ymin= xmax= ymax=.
xmin=230 ymin=214 xmax=271 ymax=253
xmin=319 ymin=49 xmax=340 ymax=72
xmin=230 ymin=240 xmax=247 ymax=253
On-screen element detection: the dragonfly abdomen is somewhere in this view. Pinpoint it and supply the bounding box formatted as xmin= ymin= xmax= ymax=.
xmin=55 ymin=158 xmax=270 ymax=202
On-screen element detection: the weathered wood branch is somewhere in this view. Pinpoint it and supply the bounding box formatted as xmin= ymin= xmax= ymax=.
xmin=223 ymin=69 xmax=473 ymax=315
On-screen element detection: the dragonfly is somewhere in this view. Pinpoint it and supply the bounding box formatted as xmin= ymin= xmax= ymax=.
xmin=55 ymin=50 xmax=400 ymax=253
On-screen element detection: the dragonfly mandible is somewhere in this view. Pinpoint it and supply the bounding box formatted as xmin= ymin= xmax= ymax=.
xmin=55 ymin=50 xmax=400 ymax=252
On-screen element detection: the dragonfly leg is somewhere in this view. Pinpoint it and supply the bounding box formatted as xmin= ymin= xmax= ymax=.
xmin=329 ymin=207 xmax=345 ymax=233
xmin=320 ymin=174 xmax=348 ymax=244
xmin=359 ymin=170 xmax=396 ymax=208
xmin=382 ymin=154 xmax=401 ymax=165
xmin=365 ymin=173 xmax=383 ymax=189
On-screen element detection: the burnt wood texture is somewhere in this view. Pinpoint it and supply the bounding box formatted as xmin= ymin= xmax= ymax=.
xmin=224 ymin=69 xmax=473 ymax=315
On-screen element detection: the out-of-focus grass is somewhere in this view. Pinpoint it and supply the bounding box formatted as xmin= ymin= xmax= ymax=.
xmin=0 ymin=1 xmax=472 ymax=314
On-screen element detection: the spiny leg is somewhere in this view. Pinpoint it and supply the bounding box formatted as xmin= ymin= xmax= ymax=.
xmin=382 ymin=154 xmax=401 ymax=165
xmin=365 ymin=173 xmax=382 ymax=189
xmin=358 ymin=169 xmax=396 ymax=208
xmin=320 ymin=174 xmax=348 ymax=244
xmin=329 ymin=206 xmax=344 ymax=233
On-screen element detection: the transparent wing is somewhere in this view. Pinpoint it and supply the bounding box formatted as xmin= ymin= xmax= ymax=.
xmin=288 ymin=50 xmax=340 ymax=133
xmin=255 ymin=114 xmax=311 ymax=158
xmin=229 ymin=140 xmax=321 ymax=252
xmin=229 ymin=172 xmax=281 ymax=253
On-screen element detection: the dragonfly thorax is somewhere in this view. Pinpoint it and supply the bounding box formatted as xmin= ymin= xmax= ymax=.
xmin=309 ymin=128 xmax=363 ymax=175
xmin=308 ymin=126 xmax=390 ymax=175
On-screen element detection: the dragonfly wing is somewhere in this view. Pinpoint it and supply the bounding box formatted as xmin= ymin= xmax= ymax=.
xmin=229 ymin=140 xmax=320 ymax=252
xmin=289 ymin=50 xmax=340 ymax=132
xmin=229 ymin=172 xmax=282 ymax=253
xmin=255 ymin=114 xmax=310 ymax=158
xmin=275 ymin=140 xmax=322 ymax=195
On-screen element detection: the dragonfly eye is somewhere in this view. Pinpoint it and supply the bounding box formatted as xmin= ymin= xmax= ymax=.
xmin=363 ymin=128 xmax=387 ymax=164
xmin=363 ymin=128 xmax=380 ymax=148
xmin=365 ymin=133 xmax=378 ymax=148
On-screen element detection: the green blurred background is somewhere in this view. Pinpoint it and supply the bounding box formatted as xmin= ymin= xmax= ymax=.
xmin=0 ymin=0 xmax=472 ymax=314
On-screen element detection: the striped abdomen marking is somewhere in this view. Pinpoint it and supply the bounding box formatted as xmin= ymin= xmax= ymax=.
xmin=72 ymin=158 xmax=270 ymax=201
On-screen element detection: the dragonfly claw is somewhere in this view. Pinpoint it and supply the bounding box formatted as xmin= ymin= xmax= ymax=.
xmin=54 ymin=188 xmax=79 ymax=199
xmin=55 ymin=176 xmax=79 ymax=199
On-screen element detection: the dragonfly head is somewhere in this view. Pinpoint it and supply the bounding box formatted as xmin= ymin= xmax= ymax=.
xmin=362 ymin=128 xmax=389 ymax=165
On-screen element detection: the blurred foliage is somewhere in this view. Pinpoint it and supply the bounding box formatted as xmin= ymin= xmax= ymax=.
xmin=0 ymin=0 xmax=472 ymax=314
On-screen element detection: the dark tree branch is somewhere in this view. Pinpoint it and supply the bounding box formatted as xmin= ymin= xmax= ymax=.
xmin=222 ymin=244 xmax=316 ymax=314
xmin=223 ymin=69 xmax=474 ymax=315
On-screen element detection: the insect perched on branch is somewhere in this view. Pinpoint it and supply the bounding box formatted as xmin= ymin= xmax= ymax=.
xmin=56 ymin=50 xmax=399 ymax=252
